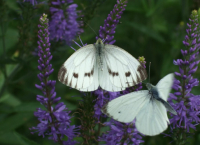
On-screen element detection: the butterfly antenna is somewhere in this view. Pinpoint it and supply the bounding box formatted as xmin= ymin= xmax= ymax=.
xmin=149 ymin=62 xmax=151 ymax=83
xmin=81 ymin=18 xmax=98 ymax=37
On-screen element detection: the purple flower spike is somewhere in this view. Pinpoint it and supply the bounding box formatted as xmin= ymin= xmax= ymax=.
xmin=167 ymin=10 xmax=200 ymax=142
xmin=49 ymin=0 xmax=83 ymax=45
xmin=30 ymin=14 xmax=77 ymax=144
xmin=100 ymin=119 xmax=144 ymax=145
xmin=98 ymin=0 xmax=128 ymax=44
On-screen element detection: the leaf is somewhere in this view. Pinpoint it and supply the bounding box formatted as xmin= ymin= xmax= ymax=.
xmin=14 ymin=102 xmax=45 ymax=113
xmin=0 ymin=28 xmax=19 ymax=54
xmin=0 ymin=92 xmax=21 ymax=107
xmin=0 ymin=57 xmax=17 ymax=65
xmin=6 ymin=0 xmax=20 ymax=13
xmin=14 ymin=132 xmax=40 ymax=145
xmin=0 ymin=131 xmax=39 ymax=145
xmin=0 ymin=113 xmax=34 ymax=132
xmin=126 ymin=22 xmax=165 ymax=43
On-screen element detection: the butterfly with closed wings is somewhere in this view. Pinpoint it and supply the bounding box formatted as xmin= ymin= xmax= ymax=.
xmin=58 ymin=38 xmax=147 ymax=92
xmin=101 ymin=73 xmax=177 ymax=136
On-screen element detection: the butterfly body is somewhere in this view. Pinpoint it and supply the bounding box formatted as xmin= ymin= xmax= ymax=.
xmin=58 ymin=38 xmax=147 ymax=92
xmin=94 ymin=39 xmax=104 ymax=71
xmin=101 ymin=73 xmax=177 ymax=136
xmin=146 ymin=83 xmax=177 ymax=115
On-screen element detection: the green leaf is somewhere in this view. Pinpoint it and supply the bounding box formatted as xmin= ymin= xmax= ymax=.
xmin=0 ymin=113 xmax=33 ymax=132
xmin=0 ymin=28 xmax=19 ymax=54
xmin=6 ymin=0 xmax=20 ymax=13
xmin=0 ymin=92 xmax=21 ymax=107
xmin=14 ymin=132 xmax=40 ymax=145
xmin=126 ymin=22 xmax=165 ymax=43
xmin=0 ymin=57 xmax=17 ymax=65
xmin=0 ymin=131 xmax=39 ymax=145
xmin=14 ymin=102 xmax=45 ymax=113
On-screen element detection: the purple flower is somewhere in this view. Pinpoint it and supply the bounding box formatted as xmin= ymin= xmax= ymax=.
xmin=167 ymin=10 xmax=200 ymax=141
xmin=49 ymin=0 xmax=83 ymax=45
xmin=30 ymin=14 xmax=77 ymax=144
xmin=23 ymin=0 xmax=38 ymax=5
xmin=100 ymin=119 xmax=144 ymax=145
xmin=98 ymin=0 xmax=128 ymax=44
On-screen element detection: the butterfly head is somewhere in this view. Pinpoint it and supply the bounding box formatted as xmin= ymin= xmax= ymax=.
xmin=96 ymin=38 xmax=103 ymax=44
xmin=146 ymin=83 xmax=153 ymax=90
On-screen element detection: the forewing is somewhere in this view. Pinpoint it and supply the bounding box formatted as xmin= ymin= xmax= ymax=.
xmin=156 ymin=73 xmax=174 ymax=101
xmin=101 ymin=90 xmax=149 ymax=123
xmin=104 ymin=44 xmax=147 ymax=88
xmin=136 ymin=98 xmax=169 ymax=136
xmin=58 ymin=44 xmax=99 ymax=91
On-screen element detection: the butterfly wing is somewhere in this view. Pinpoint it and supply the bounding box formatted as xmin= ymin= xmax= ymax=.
xmin=135 ymin=98 xmax=169 ymax=136
xmin=156 ymin=73 xmax=177 ymax=115
xmin=58 ymin=44 xmax=99 ymax=91
xmin=103 ymin=44 xmax=147 ymax=89
xmin=101 ymin=90 xmax=149 ymax=123
xmin=156 ymin=73 xmax=174 ymax=101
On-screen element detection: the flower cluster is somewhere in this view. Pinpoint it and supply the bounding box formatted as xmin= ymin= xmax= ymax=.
xmin=167 ymin=10 xmax=200 ymax=141
xmin=49 ymin=0 xmax=83 ymax=45
xmin=100 ymin=119 xmax=144 ymax=145
xmin=98 ymin=0 xmax=128 ymax=44
xmin=31 ymin=14 xmax=77 ymax=144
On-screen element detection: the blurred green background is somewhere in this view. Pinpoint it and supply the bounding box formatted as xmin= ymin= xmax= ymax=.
xmin=0 ymin=0 xmax=200 ymax=144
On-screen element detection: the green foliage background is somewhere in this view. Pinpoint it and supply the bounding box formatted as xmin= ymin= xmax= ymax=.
xmin=0 ymin=0 xmax=200 ymax=144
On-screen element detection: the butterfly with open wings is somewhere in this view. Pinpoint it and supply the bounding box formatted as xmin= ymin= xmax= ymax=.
xmin=58 ymin=38 xmax=147 ymax=92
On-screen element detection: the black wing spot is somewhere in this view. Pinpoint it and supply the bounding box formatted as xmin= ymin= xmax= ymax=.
xmin=125 ymin=72 xmax=131 ymax=77
xmin=73 ymin=73 xmax=78 ymax=78
xmin=84 ymin=68 xmax=94 ymax=77
xmin=108 ymin=67 xmax=119 ymax=77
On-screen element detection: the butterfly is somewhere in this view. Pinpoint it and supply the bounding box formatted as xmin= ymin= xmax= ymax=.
xmin=58 ymin=38 xmax=147 ymax=92
xmin=101 ymin=73 xmax=177 ymax=136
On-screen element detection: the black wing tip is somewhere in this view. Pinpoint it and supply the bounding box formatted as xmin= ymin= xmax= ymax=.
xmin=58 ymin=66 xmax=67 ymax=83
xmin=137 ymin=65 xmax=148 ymax=82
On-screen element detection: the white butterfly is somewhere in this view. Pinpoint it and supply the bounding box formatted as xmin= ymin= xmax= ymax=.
xmin=58 ymin=38 xmax=147 ymax=92
xmin=101 ymin=73 xmax=177 ymax=136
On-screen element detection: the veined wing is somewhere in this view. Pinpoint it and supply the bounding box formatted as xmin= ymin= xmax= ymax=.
xmin=104 ymin=44 xmax=147 ymax=89
xmin=136 ymin=98 xmax=169 ymax=136
xmin=101 ymin=90 xmax=149 ymax=123
xmin=58 ymin=44 xmax=99 ymax=91
xmin=156 ymin=73 xmax=174 ymax=101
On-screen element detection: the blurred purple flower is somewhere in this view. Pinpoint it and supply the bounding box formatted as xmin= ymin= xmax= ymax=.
xmin=22 ymin=0 xmax=45 ymax=5
xmin=30 ymin=14 xmax=77 ymax=144
xmin=98 ymin=0 xmax=128 ymax=44
xmin=49 ymin=0 xmax=83 ymax=45
xmin=167 ymin=10 xmax=200 ymax=140
xmin=100 ymin=119 xmax=144 ymax=145
xmin=23 ymin=0 xmax=38 ymax=5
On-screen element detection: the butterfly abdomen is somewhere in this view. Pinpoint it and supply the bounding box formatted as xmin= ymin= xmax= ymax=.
xmin=94 ymin=39 xmax=104 ymax=71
